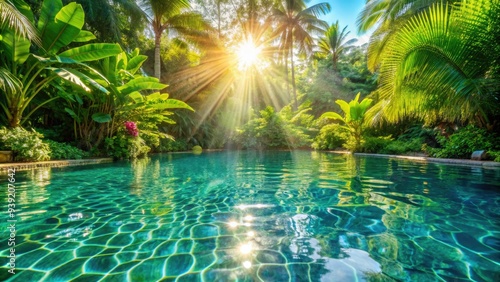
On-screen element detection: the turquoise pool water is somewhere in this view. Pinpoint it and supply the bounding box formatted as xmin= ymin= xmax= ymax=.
xmin=1 ymin=151 xmax=499 ymax=281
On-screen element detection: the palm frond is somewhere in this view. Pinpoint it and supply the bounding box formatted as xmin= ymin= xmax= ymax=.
xmin=0 ymin=0 xmax=41 ymax=46
xmin=371 ymin=0 xmax=500 ymax=124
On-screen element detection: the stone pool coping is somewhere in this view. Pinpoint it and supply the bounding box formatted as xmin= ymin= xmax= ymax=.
xmin=327 ymin=151 xmax=500 ymax=168
xmin=0 ymin=158 xmax=114 ymax=173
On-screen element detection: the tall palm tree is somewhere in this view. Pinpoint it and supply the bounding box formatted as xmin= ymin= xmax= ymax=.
xmin=272 ymin=0 xmax=330 ymax=109
xmin=317 ymin=21 xmax=357 ymax=71
xmin=366 ymin=0 xmax=500 ymax=126
xmin=139 ymin=0 xmax=209 ymax=80
xmin=356 ymin=0 xmax=456 ymax=71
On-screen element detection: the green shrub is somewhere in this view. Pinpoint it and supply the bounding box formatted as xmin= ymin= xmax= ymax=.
xmin=140 ymin=130 xmax=161 ymax=151
xmin=158 ymin=139 xmax=188 ymax=152
xmin=382 ymin=138 xmax=424 ymax=155
xmin=0 ymin=127 xmax=50 ymax=161
xmin=312 ymin=124 xmax=349 ymax=150
xmin=431 ymin=125 xmax=500 ymax=159
xmin=362 ymin=136 xmax=393 ymax=153
xmin=488 ymin=151 xmax=500 ymax=162
xmin=359 ymin=136 xmax=424 ymax=154
xmin=129 ymin=137 xmax=150 ymax=158
xmin=233 ymin=106 xmax=312 ymax=149
xmin=35 ymin=127 xmax=67 ymax=142
xmin=343 ymin=136 xmax=361 ymax=152
xmin=105 ymin=135 xmax=129 ymax=159
xmin=192 ymin=145 xmax=202 ymax=152
xmin=44 ymin=140 xmax=89 ymax=160
xmin=105 ymin=134 xmax=150 ymax=159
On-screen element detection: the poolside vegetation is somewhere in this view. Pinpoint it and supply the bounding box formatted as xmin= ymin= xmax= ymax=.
xmin=0 ymin=0 xmax=499 ymax=162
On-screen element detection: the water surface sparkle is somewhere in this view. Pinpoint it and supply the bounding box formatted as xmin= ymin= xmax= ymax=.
xmin=0 ymin=151 xmax=499 ymax=281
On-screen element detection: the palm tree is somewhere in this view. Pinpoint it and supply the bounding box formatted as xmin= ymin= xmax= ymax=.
xmin=356 ymin=0 xmax=456 ymax=71
xmin=317 ymin=21 xmax=357 ymax=71
xmin=0 ymin=0 xmax=39 ymax=43
xmin=138 ymin=0 xmax=209 ymax=80
xmin=0 ymin=0 xmax=40 ymax=118
xmin=272 ymin=0 xmax=330 ymax=109
xmin=366 ymin=0 xmax=500 ymax=126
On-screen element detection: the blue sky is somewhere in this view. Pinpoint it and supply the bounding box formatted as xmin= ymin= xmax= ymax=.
xmin=308 ymin=0 xmax=373 ymax=45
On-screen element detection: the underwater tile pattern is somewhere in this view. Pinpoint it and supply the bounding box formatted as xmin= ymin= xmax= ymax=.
xmin=1 ymin=151 xmax=499 ymax=281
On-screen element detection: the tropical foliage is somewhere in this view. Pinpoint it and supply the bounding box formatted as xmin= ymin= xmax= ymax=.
xmin=62 ymin=47 xmax=193 ymax=150
xmin=233 ymin=105 xmax=312 ymax=149
xmin=0 ymin=127 xmax=50 ymax=161
xmin=364 ymin=0 xmax=500 ymax=126
xmin=0 ymin=0 xmax=122 ymax=127
xmin=61 ymin=0 xmax=146 ymax=46
xmin=138 ymin=0 xmax=210 ymax=79
xmin=44 ymin=139 xmax=89 ymax=160
xmin=429 ymin=125 xmax=500 ymax=159
xmin=320 ymin=93 xmax=373 ymax=151
xmin=0 ymin=0 xmax=40 ymax=44
xmin=0 ymin=0 xmax=498 ymax=161
xmin=272 ymin=0 xmax=330 ymax=108
xmin=316 ymin=21 xmax=356 ymax=70
xmin=312 ymin=123 xmax=349 ymax=150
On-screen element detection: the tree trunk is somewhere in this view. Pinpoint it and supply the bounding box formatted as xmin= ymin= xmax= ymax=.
xmin=290 ymin=47 xmax=298 ymax=110
xmin=284 ymin=51 xmax=290 ymax=102
xmin=8 ymin=108 xmax=20 ymax=128
xmin=332 ymin=54 xmax=337 ymax=71
xmin=154 ymin=30 xmax=162 ymax=79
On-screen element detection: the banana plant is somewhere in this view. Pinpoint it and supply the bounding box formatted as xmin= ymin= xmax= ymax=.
xmin=320 ymin=93 xmax=372 ymax=151
xmin=0 ymin=0 xmax=121 ymax=127
xmin=63 ymin=48 xmax=193 ymax=149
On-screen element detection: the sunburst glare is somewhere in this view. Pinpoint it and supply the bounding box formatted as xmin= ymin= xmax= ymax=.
xmin=236 ymin=37 xmax=262 ymax=70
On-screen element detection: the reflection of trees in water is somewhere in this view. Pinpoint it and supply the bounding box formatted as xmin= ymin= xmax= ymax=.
xmin=129 ymin=157 xmax=177 ymax=216
xmin=130 ymin=157 xmax=152 ymax=195
xmin=14 ymin=167 xmax=52 ymax=206
xmin=282 ymin=211 xmax=383 ymax=281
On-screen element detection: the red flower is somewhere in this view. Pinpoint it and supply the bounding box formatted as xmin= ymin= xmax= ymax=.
xmin=124 ymin=121 xmax=138 ymax=137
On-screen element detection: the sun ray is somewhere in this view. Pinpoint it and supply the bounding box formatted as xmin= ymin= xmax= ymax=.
xmin=236 ymin=37 xmax=262 ymax=70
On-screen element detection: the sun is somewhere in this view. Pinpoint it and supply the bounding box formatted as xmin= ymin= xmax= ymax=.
xmin=236 ymin=37 xmax=262 ymax=69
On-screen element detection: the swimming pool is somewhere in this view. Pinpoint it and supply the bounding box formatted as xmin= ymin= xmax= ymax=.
xmin=1 ymin=151 xmax=499 ymax=281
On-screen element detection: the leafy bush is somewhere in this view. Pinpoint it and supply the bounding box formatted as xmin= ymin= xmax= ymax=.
xmin=140 ymin=129 xmax=161 ymax=151
xmin=158 ymin=139 xmax=188 ymax=152
xmin=105 ymin=135 xmax=130 ymax=159
xmin=382 ymin=138 xmax=424 ymax=155
xmin=319 ymin=93 xmax=372 ymax=151
xmin=233 ymin=106 xmax=312 ymax=149
xmin=359 ymin=136 xmax=424 ymax=154
xmin=44 ymin=140 xmax=89 ymax=160
xmin=105 ymin=134 xmax=150 ymax=159
xmin=129 ymin=138 xmax=151 ymax=158
xmin=312 ymin=124 xmax=349 ymax=150
xmin=488 ymin=151 xmax=500 ymax=162
xmin=431 ymin=125 xmax=500 ymax=159
xmin=362 ymin=136 xmax=393 ymax=153
xmin=0 ymin=127 xmax=50 ymax=161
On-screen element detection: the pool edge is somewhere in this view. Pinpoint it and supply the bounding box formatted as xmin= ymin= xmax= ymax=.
xmin=349 ymin=152 xmax=500 ymax=168
xmin=0 ymin=158 xmax=114 ymax=173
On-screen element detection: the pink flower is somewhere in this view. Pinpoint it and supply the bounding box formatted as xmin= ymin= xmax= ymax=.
xmin=124 ymin=121 xmax=138 ymax=137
